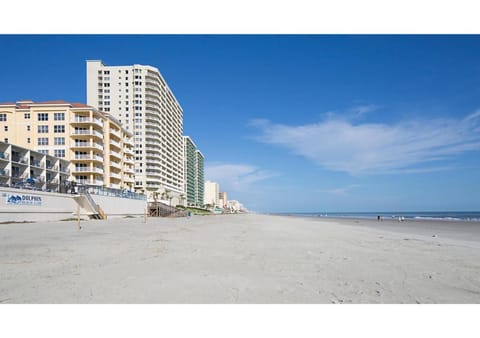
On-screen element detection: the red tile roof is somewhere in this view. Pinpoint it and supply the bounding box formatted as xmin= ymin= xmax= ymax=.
xmin=35 ymin=100 xmax=69 ymax=105
xmin=71 ymin=103 xmax=93 ymax=108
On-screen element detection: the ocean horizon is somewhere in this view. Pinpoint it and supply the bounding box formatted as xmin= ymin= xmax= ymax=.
xmin=274 ymin=211 xmax=480 ymax=222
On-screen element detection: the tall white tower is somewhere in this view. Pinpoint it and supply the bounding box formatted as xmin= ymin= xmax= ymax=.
xmin=86 ymin=60 xmax=184 ymax=198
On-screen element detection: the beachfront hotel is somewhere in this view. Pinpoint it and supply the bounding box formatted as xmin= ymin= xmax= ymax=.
xmin=0 ymin=100 xmax=134 ymax=190
xmin=0 ymin=140 xmax=70 ymax=191
xmin=86 ymin=60 xmax=184 ymax=199
xmin=204 ymin=180 xmax=219 ymax=208
xmin=218 ymin=191 xmax=227 ymax=209
xmin=183 ymin=136 xmax=205 ymax=207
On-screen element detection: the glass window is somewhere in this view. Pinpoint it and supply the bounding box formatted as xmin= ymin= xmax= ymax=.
xmin=38 ymin=113 xmax=48 ymax=121
xmin=38 ymin=125 xmax=49 ymax=133
xmin=38 ymin=137 xmax=49 ymax=145
xmin=54 ymin=137 xmax=65 ymax=145
xmin=54 ymin=112 xmax=65 ymax=121
xmin=54 ymin=149 xmax=65 ymax=158
xmin=0 ymin=114 xmax=6 ymax=121
xmin=24 ymin=113 xmax=30 ymax=119
xmin=54 ymin=125 xmax=65 ymax=133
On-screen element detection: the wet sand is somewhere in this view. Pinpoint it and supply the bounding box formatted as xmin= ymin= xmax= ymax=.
xmin=1 ymin=213 xmax=480 ymax=303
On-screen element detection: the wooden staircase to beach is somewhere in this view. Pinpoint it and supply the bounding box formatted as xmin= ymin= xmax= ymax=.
xmin=74 ymin=189 xmax=107 ymax=220
xmin=148 ymin=202 xmax=188 ymax=217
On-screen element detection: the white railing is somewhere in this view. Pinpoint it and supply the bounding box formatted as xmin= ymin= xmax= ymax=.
xmin=110 ymin=139 xmax=121 ymax=148
xmin=110 ymin=172 xmax=121 ymax=179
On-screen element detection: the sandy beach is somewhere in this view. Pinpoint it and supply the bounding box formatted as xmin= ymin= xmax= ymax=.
xmin=1 ymin=213 xmax=480 ymax=303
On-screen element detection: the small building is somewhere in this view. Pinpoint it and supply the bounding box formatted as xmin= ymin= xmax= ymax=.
xmin=0 ymin=140 xmax=70 ymax=192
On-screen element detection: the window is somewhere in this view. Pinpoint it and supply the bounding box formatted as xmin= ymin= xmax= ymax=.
xmin=38 ymin=137 xmax=49 ymax=145
xmin=24 ymin=113 xmax=30 ymax=119
xmin=38 ymin=125 xmax=49 ymax=133
xmin=104 ymin=101 xmax=110 ymax=106
xmin=27 ymin=138 xmax=31 ymax=144
xmin=54 ymin=112 xmax=65 ymax=121
xmin=104 ymin=83 xmax=110 ymax=87
xmin=38 ymin=113 xmax=48 ymax=121
xmin=27 ymin=125 xmax=31 ymax=131
xmin=0 ymin=114 xmax=6 ymax=121
xmin=38 ymin=150 xmax=48 ymax=155
xmin=54 ymin=149 xmax=65 ymax=158
xmin=54 ymin=125 xmax=65 ymax=133
xmin=4 ymin=138 xmax=8 ymax=143
xmin=103 ymin=70 xmax=110 ymax=75
xmin=104 ymin=108 xmax=110 ymax=112
xmin=4 ymin=126 xmax=7 ymax=131
xmin=54 ymin=137 xmax=65 ymax=145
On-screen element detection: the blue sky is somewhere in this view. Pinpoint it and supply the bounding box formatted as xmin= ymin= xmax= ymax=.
xmin=1 ymin=35 xmax=480 ymax=212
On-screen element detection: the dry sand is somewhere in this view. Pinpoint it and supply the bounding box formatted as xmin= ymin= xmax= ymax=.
xmin=1 ymin=213 xmax=480 ymax=303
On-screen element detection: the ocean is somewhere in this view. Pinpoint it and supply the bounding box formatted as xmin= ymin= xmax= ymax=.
xmin=277 ymin=211 xmax=480 ymax=222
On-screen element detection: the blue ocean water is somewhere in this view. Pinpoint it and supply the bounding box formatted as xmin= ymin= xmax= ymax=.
xmin=279 ymin=211 xmax=480 ymax=222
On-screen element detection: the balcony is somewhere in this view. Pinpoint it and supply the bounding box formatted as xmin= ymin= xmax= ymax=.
xmin=30 ymin=159 xmax=43 ymax=168
xmin=109 ymin=139 xmax=121 ymax=149
xmin=73 ymin=154 xmax=103 ymax=162
xmin=71 ymin=129 xmax=103 ymax=139
xmin=110 ymin=128 xmax=121 ymax=139
xmin=109 ymin=150 xmax=121 ymax=160
xmin=72 ymin=142 xmax=103 ymax=151
xmin=72 ymin=167 xmax=104 ymax=174
xmin=110 ymin=172 xmax=121 ymax=180
xmin=11 ymin=156 xmax=28 ymax=165
xmin=75 ymin=179 xmax=104 ymax=186
xmin=0 ymin=152 xmax=9 ymax=161
xmin=110 ymin=161 xmax=121 ymax=169
xmin=71 ymin=116 xmax=103 ymax=128
xmin=0 ymin=168 xmax=9 ymax=176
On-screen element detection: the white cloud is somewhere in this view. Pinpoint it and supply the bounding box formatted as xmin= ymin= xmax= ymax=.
xmin=320 ymin=184 xmax=361 ymax=196
xmin=251 ymin=110 xmax=480 ymax=175
xmin=205 ymin=163 xmax=277 ymax=192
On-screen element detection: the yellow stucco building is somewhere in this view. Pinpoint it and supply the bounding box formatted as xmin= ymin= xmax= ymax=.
xmin=0 ymin=100 xmax=134 ymax=190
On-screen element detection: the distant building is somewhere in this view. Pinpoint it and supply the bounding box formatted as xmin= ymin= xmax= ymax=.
xmin=86 ymin=60 xmax=184 ymax=198
xmin=218 ymin=191 xmax=227 ymax=209
xmin=0 ymin=100 xmax=134 ymax=190
xmin=226 ymin=200 xmax=246 ymax=213
xmin=195 ymin=149 xmax=204 ymax=207
xmin=183 ymin=136 xmax=204 ymax=207
xmin=0 ymin=140 xmax=70 ymax=192
xmin=204 ymin=180 xmax=219 ymax=208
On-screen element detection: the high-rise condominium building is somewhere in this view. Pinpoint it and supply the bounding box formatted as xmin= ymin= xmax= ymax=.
xmin=195 ymin=149 xmax=205 ymax=207
xmin=183 ymin=136 xmax=204 ymax=207
xmin=0 ymin=100 xmax=134 ymax=190
xmin=204 ymin=180 xmax=219 ymax=208
xmin=218 ymin=191 xmax=227 ymax=209
xmin=86 ymin=60 xmax=184 ymax=198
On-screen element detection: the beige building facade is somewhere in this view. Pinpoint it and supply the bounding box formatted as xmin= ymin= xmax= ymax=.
xmin=86 ymin=60 xmax=184 ymax=199
xmin=0 ymin=100 xmax=134 ymax=190
xmin=204 ymin=180 xmax=219 ymax=208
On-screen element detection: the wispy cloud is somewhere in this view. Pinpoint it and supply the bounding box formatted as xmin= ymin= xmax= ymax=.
xmin=251 ymin=109 xmax=480 ymax=175
xmin=205 ymin=163 xmax=278 ymax=192
xmin=320 ymin=184 xmax=361 ymax=196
